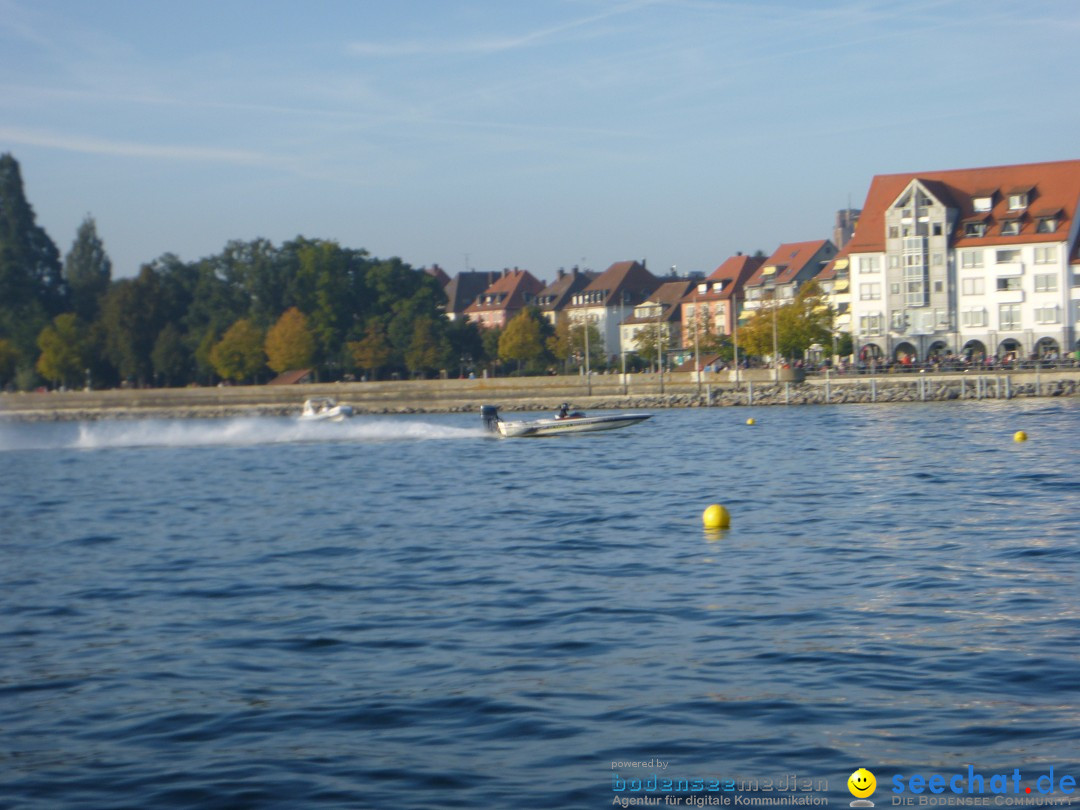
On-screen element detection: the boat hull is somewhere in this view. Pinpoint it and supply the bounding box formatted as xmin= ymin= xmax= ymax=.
xmin=495 ymin=413 xmax=650 ymax=438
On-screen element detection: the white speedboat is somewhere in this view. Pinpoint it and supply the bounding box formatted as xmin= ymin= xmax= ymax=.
xmin=299 ymin=397 xmax=354 ymax=422
xmin=481 ymin=404 xmax=651 ymax=438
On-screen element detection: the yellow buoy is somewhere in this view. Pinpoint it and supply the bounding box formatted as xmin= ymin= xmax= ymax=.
xmin=1014 ymin=430 xmax=1027 ymax=442
xmin=702 ymin=504 xmax=730 ymax=530
xmin=746 ymin=417 xmax=755 ymax=426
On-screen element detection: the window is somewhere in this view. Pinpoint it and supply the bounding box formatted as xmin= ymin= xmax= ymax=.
xmin=1035 ymin=305 xmax=1060 ymax=324
xmin=960 ymin=251 xmax=984 ymax=269
xmin=890 ymin=282 xmax=901 ymax=295
xmin=859 ymin=282 xmax=882 ymax=300
xmin=962 ymin=308 xmax=988 ymax=327
xmin=1000 ymin=219 xmax=1021 ymax=236
xmin=891 ymin=311 xmax=906 ymax=330
xmin=858 ymin=256 xmax=881 ymax=273
xmin=973 ymin=196 xmax=992 ymax=212
xmin=1034 ymin=273 xmax=1057 ymax=292
xmin=961 ymin=277 xmax=985 ymax=295
xmin=933 ymin=222 xmax=943 ymax=236
xmin=965 ymin=222 xmax=988 ymax=237
xmin=999 ymin=303 xmax=1022 ymax=330
xmin=888 ymin=255 xmax=900 ymax=269
xmin=1034 ymin=246 xmax=1057 ymax=264
xmin=996 ymin=277 xmax=1021 ymax=291
xmin=1036 ymin=217 xmax=1058 ymax=233
xmin=1008 ymin=192 xmax=1028 ymax=210
xmin=859 ymin=314 xmax=883 ymax=335
xmin=933 ymin=281 xmax=944 ymax=293
xmin=932 ymin=253 xmax=943 ymax=266
xmin=996 ymin=249 xmax=1021 ymax=264
xmin=888 ymin=226 xmax=899 ymax=239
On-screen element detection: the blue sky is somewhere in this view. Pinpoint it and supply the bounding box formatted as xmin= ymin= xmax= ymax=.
xmin=3 ymin=0 xmax=1079 ymax=281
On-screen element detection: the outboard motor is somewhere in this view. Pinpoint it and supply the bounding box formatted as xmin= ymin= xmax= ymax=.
xmin=481 ymin=405 xmax=501 ymax=432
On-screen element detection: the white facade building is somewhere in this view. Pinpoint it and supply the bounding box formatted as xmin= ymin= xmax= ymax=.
xmin=846 ymin=160 xmax=1080 ymax=363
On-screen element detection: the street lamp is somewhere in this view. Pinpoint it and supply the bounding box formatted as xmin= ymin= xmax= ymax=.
xmin=656 ymin=299 xmax=664 ymax=394
xmin=694 ymin=283 xmax=704 ymax=396
xmin=732 ymin=292 xmax=740 ymax=388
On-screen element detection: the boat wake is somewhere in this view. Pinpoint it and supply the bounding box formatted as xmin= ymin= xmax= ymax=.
xmin=0 ymin=416 xmax=485 ymax=452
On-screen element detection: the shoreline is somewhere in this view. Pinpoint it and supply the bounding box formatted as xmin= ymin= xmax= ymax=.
xmin=2 ymin=371 xmax=1078 ymax=421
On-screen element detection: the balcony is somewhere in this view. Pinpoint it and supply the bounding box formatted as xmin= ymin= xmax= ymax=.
xmin=996 ymin=290 xmax=1025 ymax=304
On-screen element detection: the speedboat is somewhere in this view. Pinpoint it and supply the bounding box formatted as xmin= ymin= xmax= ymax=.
xmin=299 ymin=397 xmax=354 ymax=422
xmin=481 ymin=404 xmax=651 ymax=438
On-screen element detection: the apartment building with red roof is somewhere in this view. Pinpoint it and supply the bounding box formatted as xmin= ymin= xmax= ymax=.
xmin=535 ymin=267 xmax=597 ymax=327
xmin=464 ymin=268 xmax=546 ymax=329
xmin=679 ymin=253 xmax=765 ymax=347
xmin=742 ymin=240 xmax=838 ymax=316
xmin=443 ymin=270 xmax=500 ymax=322
xmin=619 ymin=279 xmax=698 ymax=363
xmin=564 ymin=260 xmax=661 ymax=358
xmin=846 ymin=159 xmax=1080 ymax=363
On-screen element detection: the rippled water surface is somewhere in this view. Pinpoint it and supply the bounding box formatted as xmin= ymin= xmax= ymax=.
xmin=2 ymin=401 xmax=1079 ymax=809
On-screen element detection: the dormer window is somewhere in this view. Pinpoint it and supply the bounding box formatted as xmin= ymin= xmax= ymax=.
xmin=1036 ymin=217 xmax=1058 ymax=233
xmin=1000 ymin=218 xmax=1022 ymax=236
xmin=964 ymin=221 xmax=988 ymax=237
xmin=697 ymin=282 xmax=708 ymax=295
xmin=1007 ymin=186 xmax=1032 ymax=210
xmin=973 ymin=196 xmax=993 ymax=213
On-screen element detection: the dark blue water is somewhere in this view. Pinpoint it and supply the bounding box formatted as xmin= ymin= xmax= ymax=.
xmin=2 ymin=401 xmax=1079 ymax=809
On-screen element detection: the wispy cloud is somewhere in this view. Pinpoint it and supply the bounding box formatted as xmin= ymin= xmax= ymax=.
xmin=349 ymin=0 xmax=660 ymax=57
xmin=0 ymin=126 xmax=269 ymax=164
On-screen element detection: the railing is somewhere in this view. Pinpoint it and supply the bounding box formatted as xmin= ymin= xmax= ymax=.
xmin=803 ymin=359 xmax=1080 ymax=377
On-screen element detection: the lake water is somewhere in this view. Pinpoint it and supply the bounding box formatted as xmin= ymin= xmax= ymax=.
xmin=2 ymin=401 xmax=1079 ymax=810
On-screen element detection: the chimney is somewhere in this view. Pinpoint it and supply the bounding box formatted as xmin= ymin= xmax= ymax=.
xmin=558 ymin=268 xmax=565 ymax=279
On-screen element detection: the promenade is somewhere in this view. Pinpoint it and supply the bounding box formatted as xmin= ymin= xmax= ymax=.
xmin=2 ymin=367 xmax=1078 ymax=421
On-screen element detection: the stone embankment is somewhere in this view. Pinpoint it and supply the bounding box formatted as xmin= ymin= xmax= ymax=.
xmin=2 ymin=370 xmax=1077 ymax=421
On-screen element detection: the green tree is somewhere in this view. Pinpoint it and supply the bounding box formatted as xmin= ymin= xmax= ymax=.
xmin=404 ymin=316 xmax=449 ymax=378
xmin=0 ymin=153 xmax=65 ymax=364
xmin=499 ymin=309 xmax=548 ymax=373
xmin=0 ymin=338 xmax=17 ymax=388
xmin=210 ymin=319 xmax=265 ymax=382
xmin=348 ymin=320 xmax=392 ymax=380
xmin=631 ymin=320 xmax=669 ymax=371
xmin=264 ymin=307 xmax=316 ymax=373
xmin=739 ymin=282 xmax=834 ymax=362
xmin=35 ymin=313 xmax=89 ymax=388
xmin=63 ymin=216 xmax=112 ymax=323
xmin=151 ymin=323 xmax=189 ymax=387
xmin=548 ymin=317 xmax=602 ymax=371
xmin=99 ymin=266 xmax=165 ymax=385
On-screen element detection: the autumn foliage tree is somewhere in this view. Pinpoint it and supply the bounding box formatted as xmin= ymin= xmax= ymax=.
xmin=499 ymin=307 xmax=552 ymax=373
xmin=739 ymin=281 xmax=834 ymax=362
xmin=348 ymin=321 xmax=392 ymax=380
xmin=264 ymin=307 xmax=316 ymax=373
xmin=36 ymin=313 xmax=90 ymax=388
xmin=210 ymin=319 xmax=265 ymax=382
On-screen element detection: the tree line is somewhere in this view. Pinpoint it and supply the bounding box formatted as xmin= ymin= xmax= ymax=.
xmin=1 ymin=152 xmax=845 ymax=391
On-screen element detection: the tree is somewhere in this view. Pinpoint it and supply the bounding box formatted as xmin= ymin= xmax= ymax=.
xmin=631 ymin=321 xmax=670 ymax=371
xmin=63 ymin=216 xmax=112 ymax=323
xmin=548 ymin=317 xmax=602 ymax=371
xmin=210 ymin=319 xmax=265 ymax=382
xmin=151 ymin=323 xmax=189 ymax=387
xmin=0 ymin=338 xmax=17 ymax=388
xmin=499 ymin=309 xmax=548 ymax=372
xmin=739 ymin=281 xmax=834 ymax=362
xmin=0 ymin=153 xmax=65 ymax=364
xmin=35 ymin=313 xmax=89 ymax=388
xmin=348 ymin=320 xmax=392 ymax=380
xmin=264 ymin=307 xmax=316 ymax=373
xmin=99 ymin=266 xmax=166 ymax=385
xmin=403 ymin=316 xmax=449 ymax=378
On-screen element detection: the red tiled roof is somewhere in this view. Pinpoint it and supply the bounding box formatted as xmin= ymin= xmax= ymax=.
xmin=464 ymin=269 xmax=545 ymax=313
xmin=745 ymin=240 xmax=835 ymax=287
xmin=679 ymin=254 xmax=764 ymax=303
xmin=846 ymin=159 xmax=1080 ymax=253
xmin=569 ymin=260 xmax=660 ymax=308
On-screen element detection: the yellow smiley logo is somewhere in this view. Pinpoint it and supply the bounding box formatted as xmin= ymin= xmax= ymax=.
xmin=848 ymin=768 xmax=877 ymax=798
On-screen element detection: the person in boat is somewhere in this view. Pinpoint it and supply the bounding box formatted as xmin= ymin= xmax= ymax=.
xmin=557 ymin=403 xmax=569 ymax=419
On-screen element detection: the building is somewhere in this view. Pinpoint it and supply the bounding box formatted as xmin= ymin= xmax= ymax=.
xmin=845 ymin=159 xmax=1080 ymax=363
xmin=619 ymin=279 xmax=697 ymax=364
xmin=833 ymin=208 xmax=861 ymax=249
xmin=742 ymin=240 xmax=839 ymax=316
xmin=443 ymin=270 xmax=500 ymax=321
xmin=565 ymin=260 xmax=661 ymax=358
xmin=535 ymin=267 xmax=596 ymax=326
xmin=464 ymin=268 xmax=545 ymax=329
xmin=813 ymin=255 xmax=852 ymax=347
xmin=680 ymin=253 xmax=766 ymax=346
